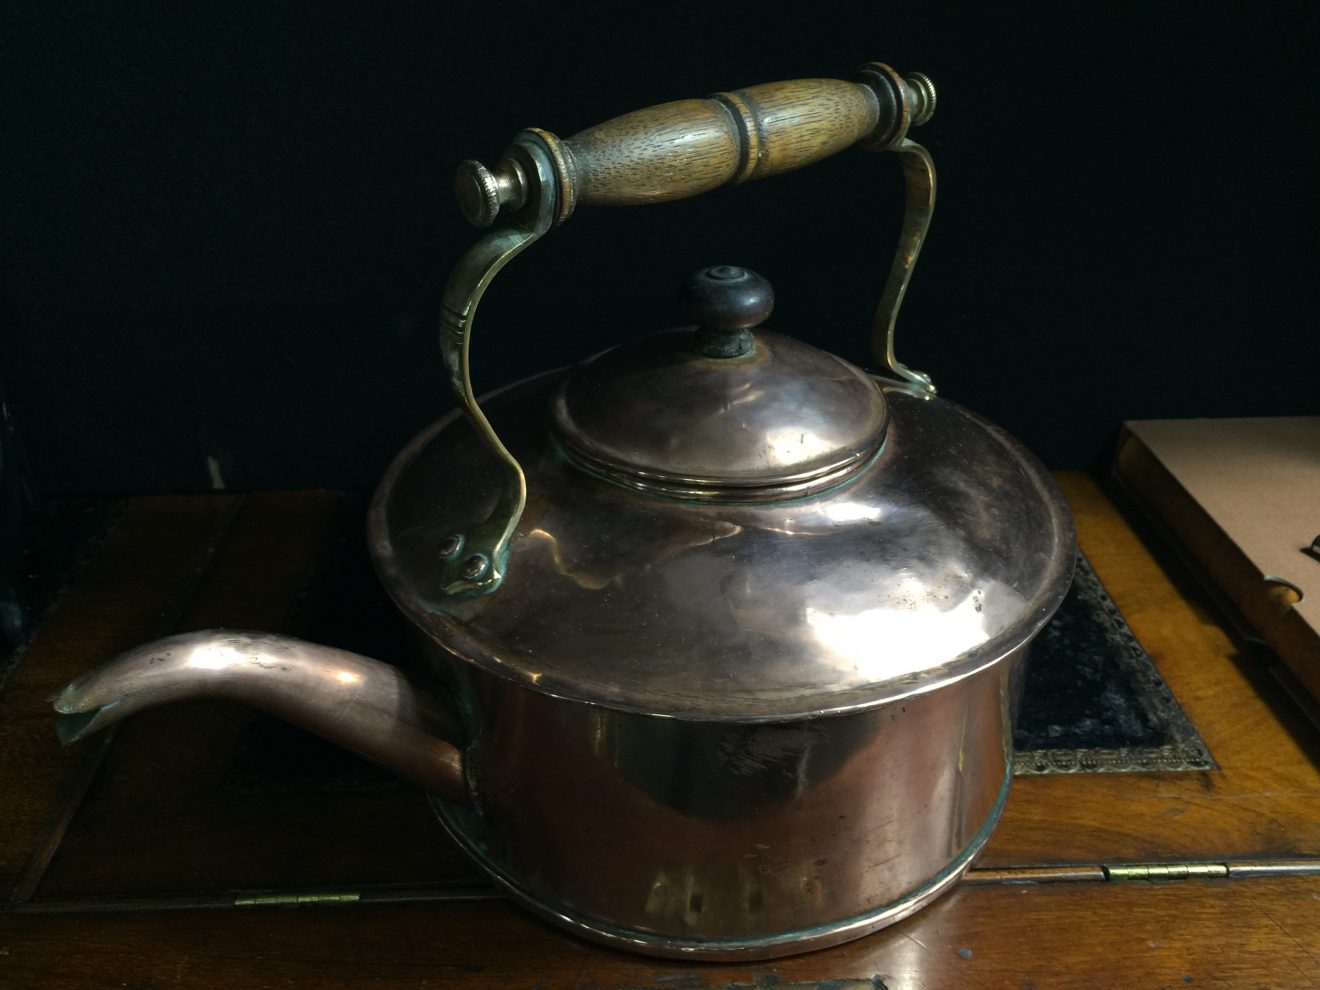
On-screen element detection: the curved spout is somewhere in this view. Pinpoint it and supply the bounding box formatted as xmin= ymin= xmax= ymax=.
xmin=51 ymin=630 xmax=470 ymax=804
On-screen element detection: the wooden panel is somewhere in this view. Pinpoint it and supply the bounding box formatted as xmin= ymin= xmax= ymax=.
xmin=981 ymin=473 xmax=1320 ymax=866
xmin=0 ymin=495 xmax=242 ymax=903
xmin=28 ymin=491 xmax=474 ymax=901
xmin=17 ymin=477 xmax=1320 ymax=897
xmin=2 ymin=877 xmax=1318 ymax=989
xmin=3 ymin=478 xmax=1320 ymax=988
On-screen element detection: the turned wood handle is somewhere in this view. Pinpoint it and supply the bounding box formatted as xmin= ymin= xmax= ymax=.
xmin=456 ymin=65 xmax=935 ymax=226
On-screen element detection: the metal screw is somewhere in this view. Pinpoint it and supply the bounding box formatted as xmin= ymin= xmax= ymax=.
xmin=454 ymin=161 xmax=501 ymax=228
xmin=461 ymin=553 xmax=489 ymax=581
xmin=453 ymin=158 xmax=527 ymax=228
xmin=438 ymin=534 xmax=464 ymax=560
xmin=906 ymin=72 xmax=937 ymax=127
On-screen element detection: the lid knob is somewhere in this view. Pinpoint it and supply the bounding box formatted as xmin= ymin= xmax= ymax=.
xmin=678 ymin=266 xmax=774 ymax=358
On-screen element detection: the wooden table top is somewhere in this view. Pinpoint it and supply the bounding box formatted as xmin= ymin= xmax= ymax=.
xmin=2 ymin=473 xmax=1318 ymax=989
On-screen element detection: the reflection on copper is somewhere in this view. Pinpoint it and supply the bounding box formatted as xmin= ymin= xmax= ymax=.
xmin=804 ymin=587 xmax=998 ymax=683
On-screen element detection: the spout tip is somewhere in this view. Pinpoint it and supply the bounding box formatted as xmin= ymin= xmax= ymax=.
xmin=50 ymin=678 xmax=120 ymax=745
xmin=55 ymin=708 xmax=106 ymax=746
xmin=48 ymin=677 xmax=84 ymax=712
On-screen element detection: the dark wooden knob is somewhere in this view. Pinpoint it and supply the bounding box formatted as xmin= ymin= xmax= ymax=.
xmin=679 ymin=266 xmax=774 ymax=358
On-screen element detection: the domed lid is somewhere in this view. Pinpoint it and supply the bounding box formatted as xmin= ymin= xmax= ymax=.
xmin=369 ymin=370 xmax=1075 ymax=721
xmin=552 ymin=267 xmax=889 ymax=500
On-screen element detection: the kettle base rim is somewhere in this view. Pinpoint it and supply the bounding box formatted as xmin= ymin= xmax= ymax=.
xmin=426 ymin=763 xmax=1011 ymax=961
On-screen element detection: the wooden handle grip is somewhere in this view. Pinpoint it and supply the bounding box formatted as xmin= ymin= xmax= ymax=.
xmin=454 ymin=65 xmax=933 ymax=226
xmin=566 ymin=77 xmax=889 ymax=207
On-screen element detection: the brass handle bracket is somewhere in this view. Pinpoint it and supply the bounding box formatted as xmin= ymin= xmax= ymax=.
xmin=869 ymin=137 xmax=938 ymax=394
xmin=855 ymin=63 xmax=938 ymax=393
xmin=440 ymin=65 xmax=939 ymax=598
xmin=437 ymin=136 xmax=559 ymax=597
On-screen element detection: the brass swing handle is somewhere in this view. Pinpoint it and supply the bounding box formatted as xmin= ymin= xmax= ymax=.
xmin=439 ymin=64 xmax=936 ymax=598
xmin=455 ymin=63 xmax=935 ymax=227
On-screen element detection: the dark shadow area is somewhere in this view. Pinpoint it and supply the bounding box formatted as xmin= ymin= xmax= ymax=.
xmin=1 ymin=3 xmax=1316 ymax=496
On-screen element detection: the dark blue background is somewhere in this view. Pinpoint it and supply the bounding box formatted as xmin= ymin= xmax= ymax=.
xmin=4 ymin=3 xmax=1317 ymax=493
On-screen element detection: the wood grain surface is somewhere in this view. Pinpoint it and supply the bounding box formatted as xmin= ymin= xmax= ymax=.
xmin=565 ymin=77 xmax=885 ymax=206
xmin=3 ymin=878 xmax=1319 ymax=989
xmin=980 ymin=475 xmax=1320 ymax=867
xmin=2 ymin=475 xmax=1320 ymax=989
xmin=0 ymin=495 xmax=243 ymax=904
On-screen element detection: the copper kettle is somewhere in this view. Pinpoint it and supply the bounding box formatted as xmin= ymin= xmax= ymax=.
xmin=53 ymin=64 xmax=1074 ymax=959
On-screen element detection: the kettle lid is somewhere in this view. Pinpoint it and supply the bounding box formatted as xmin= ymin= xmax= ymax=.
xmin=552 ymin=266 xmax=889 ymax=501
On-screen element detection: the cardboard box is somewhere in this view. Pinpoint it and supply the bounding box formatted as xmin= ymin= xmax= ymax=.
xmin=1114 ymin=417 xmax=1320 ymax=701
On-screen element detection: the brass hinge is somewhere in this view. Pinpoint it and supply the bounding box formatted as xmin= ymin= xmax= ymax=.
xmin=965 ymin=859 xmax=1320 ymax=885
xmin=234 ymin=891 xmax=361 ymax=907
xmin=1104 ymin=863 xmax=1228 ymax=881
